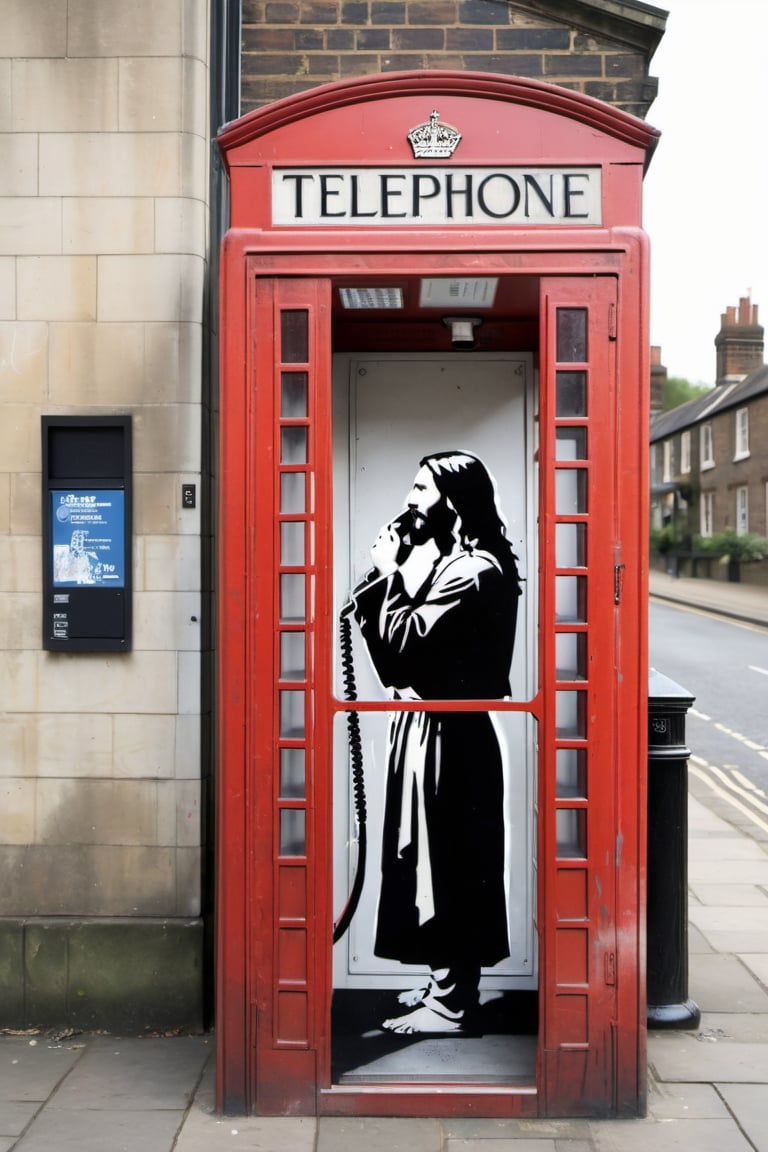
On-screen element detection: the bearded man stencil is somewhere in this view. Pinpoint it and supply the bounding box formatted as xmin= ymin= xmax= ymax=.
xmin=351 ymin=451 xmax=521 ymax=1035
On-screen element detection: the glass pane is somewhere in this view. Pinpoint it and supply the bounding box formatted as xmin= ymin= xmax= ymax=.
xmin=556 ymin=749 xmax=587 ymax=798
xmin=556 ymin=633 xmax=587 ymax=680
xmin=556 ymin=427 xmax=587 ymax=460
xmin=281 ymin=372 xmax=308 ymax=418
xmin=556 ymin=691 xmax=585 ymax=738
xmin=556 ymin=308 xmax=587 ymax=362
xmin=281 ymin=310 xmax=308 ymax=363
xmin=556 ymin=809 xmax=586 ymax=859
xmin=280 ymin=521 xmax=305 ymax=566
xmin=280 ymin=748 xmax=306 ymax=798
xmin=281 ymin=426 xmax=307 ymax=464
xmin=556 ymin=575 xmax=586 ymax=622
xmin=279 ymin=690 xmax=305 ymax=738
xmin=280 ymin=472 xmax=306 ymax=514
xmin=280 ymin=631 xmax=305 ymax=680
xmin=556 ymin=371 xmax=587 ymax=417
xmin=555 ymin=469 xmax=587 ymax=515
xmin=556 ymin=522 xmax=586 ymax=567
xmin=280 ymin=573 xmax=306 ymax=622
xmin=280 ymin=808 xmax=306 ymax=856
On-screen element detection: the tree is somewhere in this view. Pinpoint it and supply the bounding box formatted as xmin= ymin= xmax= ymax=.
xmin=662 ymin=376 xmax=712 ymax=412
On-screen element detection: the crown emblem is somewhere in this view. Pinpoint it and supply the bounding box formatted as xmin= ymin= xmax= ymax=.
xmin=407 ymin=109 xmax=462 ymax=159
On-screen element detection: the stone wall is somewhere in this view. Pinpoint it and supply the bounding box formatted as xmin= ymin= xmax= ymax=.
xmin=0 ymin=0 xmax=210 ymax=1030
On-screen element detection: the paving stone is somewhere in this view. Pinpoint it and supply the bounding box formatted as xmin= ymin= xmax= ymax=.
xmin=176 ymin=1111 xmax=316 ymax=1152
xmin=445 ymin=1139 xmax=556 ymax=1151
xmin=688 ymin=905 xmax=768 ymax=953
xmin=0 ymin=1038 xmax=83 ymax=1103
xmin=0 ymin=1099 xmax=39 ymax=1136
xmin=444 ymin=1117 xmax=591 ymax=1140
xmin=590 ymin=1117 xmax=753 ymax=1151
xmin=649 ymin=1035 xmax=768 ymax=1083
xmin=647 ymin=1079 xmax=729 ymax=1120
xmin=689 ymin=953 xmax=768 ymax=1012
xmin=717 ymin=1084 xmax=768 ymax=1152
xmin=317 ymin=1117 xmax=442 ymax=1152
xmin=49 ymin=1035 xmax=210 ymax=1111
xmin=697 ymin=1011 xmax=768 ymax=1043
xmin=738 ymin=952 xmax=768 ymax=986
xmin=690 ymin=882 xmax=768 ymax=907
xmin=13 ymin=1106 xmax=184 ymax=1152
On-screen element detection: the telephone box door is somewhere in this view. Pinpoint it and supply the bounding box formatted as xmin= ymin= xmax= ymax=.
xmin=217 ymin=262 xmax=646 ymax=1117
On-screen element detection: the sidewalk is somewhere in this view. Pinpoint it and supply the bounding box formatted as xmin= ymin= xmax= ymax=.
xmin=649 ymin=568 xmax=768 ymax=627
xmin=2 ymin=578 xmax=767 ymax=1152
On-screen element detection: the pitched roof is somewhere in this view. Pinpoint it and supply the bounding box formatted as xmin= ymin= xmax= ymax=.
xmin=650 ymin=365 xmax=768 ymax=441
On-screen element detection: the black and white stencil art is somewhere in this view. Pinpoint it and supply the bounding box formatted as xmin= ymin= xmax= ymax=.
xmin=349 ymin=451 xmax=521 ymax=1036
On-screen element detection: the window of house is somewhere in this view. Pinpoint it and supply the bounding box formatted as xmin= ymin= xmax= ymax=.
xmin=734 ymin=407 xmax=749 ymax=460
xmin=662 ymin=439 xmax=673 ymax=482
xmin=700 ymin=423 xmax=714 ymax=469
xmin=680 ymin=430 xmax=691 ymax=474
xmin=700 ymin=491 xmax=714 ymax=538
xmin=736 ymin=486 xmax=749 ymax=535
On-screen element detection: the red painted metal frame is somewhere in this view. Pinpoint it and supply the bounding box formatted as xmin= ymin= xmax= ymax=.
xmin=217 ymin=71 xmax=653 ymax=1119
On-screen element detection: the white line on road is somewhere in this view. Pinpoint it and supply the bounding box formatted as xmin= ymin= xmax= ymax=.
xmin=689 ymin=708 xmax=712 ymax=721
xmin=749 ymin=665 xmax=768 ymax=676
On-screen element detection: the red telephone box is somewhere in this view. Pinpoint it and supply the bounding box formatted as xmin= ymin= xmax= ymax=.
xmin=216 ymin=72 xmax=657 ymax=1119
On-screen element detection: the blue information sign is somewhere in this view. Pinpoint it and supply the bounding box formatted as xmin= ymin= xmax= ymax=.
xmin=51 ymin=490 xmax=125 ymax=587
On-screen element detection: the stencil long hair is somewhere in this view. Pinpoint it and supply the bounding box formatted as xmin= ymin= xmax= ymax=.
xmin=420 ymin=450 xmax=521 ymax=591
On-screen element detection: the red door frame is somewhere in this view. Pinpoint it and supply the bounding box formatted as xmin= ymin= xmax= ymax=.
xmin=216 ymin=73 xmax=656 ymax=1118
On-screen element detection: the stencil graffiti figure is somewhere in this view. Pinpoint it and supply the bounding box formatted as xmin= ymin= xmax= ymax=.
xmin=351 ymin=451 xmax=521 ymax=1035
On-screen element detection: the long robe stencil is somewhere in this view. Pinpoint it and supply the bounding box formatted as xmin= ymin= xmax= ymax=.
xmin=351 ymin=451 xmax=521 ymax=1034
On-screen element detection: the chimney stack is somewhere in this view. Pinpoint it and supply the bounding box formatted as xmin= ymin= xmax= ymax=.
xmin=714 ymin=295 xmax=764 ymax=386
xmin=650 ymin=345 xmax=666 ymax=415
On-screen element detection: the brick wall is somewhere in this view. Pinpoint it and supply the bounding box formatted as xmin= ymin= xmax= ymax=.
xmin=241 ymin=0 xmax=660 ymax=116
xmin=708 ymin=396 xmax=768 ymax=537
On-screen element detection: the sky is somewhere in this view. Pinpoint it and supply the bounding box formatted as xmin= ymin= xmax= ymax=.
xmin=642 ymin=0 xmax=768 ymax=384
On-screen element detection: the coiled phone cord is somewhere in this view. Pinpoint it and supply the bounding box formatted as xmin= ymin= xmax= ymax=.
xmin=333 ymin=604 xmax=368 ymax=943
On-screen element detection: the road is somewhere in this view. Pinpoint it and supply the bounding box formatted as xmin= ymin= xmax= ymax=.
xmin=649 ymin=599 xmax=768 ymax=841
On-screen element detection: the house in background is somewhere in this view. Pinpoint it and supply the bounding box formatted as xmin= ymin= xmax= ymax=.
xmin=650 ymin=296 xmax=768 ymax=585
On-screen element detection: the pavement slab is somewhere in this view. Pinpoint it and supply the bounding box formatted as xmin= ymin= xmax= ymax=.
xmin=717 ymin=1084 xmax=768 ymax=1152
xmin=444 ymin=1140 xmax=557 ymax=1151
xmin=0 ymin=1101 xmax=39 ymax=1138
xmin=589 ymin=1117 xmax=754 ymax=1151
xmin=738 ymin=952 xmax=768 ymax=986
xmin=443 ymin=1118 xmax=592 ymax=1141
xmin=0 ymin=1038 xmax=83 ymax=1103
xmin=316 ymin=1117 xmax=443 ymax=1152
xmin=649 ymin=1036 xmax=768 ymax=1083
xmin=49 ymin=1035 xmax=210 ymax=1111
xmin=646 ymin=1080 xmax=730 ymax=1120
xmin=13 ymin=1107 xmax=185 ymax=1152
xmin=689 ymin=953 xmax=768 ymax=1012
xmin=177 ymin=1111 xmax=317 ymax=1152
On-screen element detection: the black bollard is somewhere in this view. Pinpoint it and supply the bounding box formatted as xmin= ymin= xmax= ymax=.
xmin=647 ymin=669 xmax=701 ymax=1029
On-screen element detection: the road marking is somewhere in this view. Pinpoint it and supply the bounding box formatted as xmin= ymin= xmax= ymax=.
xmin=712 ymin=721 xmax=767 ymax=754
xmin=706 ymin=763 xmax=768 ymax=817
xmin=731 ymin=768 xmax=766 ymax=796
xmin=690 ymin=763 xmax=768 ymax=836
xmin=749 ymin=665 xmax=768 ymax=676
xmin=690 ymin=708 xmax=712 ymax=721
